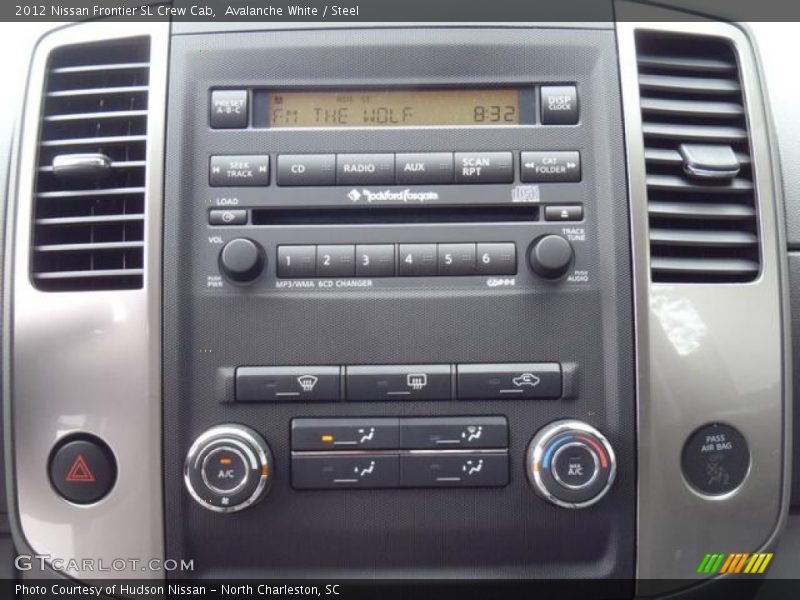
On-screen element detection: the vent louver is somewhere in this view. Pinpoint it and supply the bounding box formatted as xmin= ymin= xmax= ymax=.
xmin=636 ymin=32 xmax=760 ymax=283
xmin=31 ymin=37 xmax=150 ymax=291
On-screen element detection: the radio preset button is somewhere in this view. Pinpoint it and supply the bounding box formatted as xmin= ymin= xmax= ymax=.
xmin=292 ymin=418 xmax=400 ymax=451
xmin=400 ymin=452 xmax=508 ymax=488
xmin=476 ymin=243 xmax=517 ymax=275
xmin=545 ymin=205 xmax=583 ymax=222
xmin=210 ymin=90 xmax=248 ymax=129
xmin=337 ymin=153 xmax=395 ymax=185
xmin=346 ymin=365 xmax=452 ymax=401
xmin=209 ymin=209 xmax=247 ymax=226
xmin=438 ymin=243 xmax=476 ymax=276
xmin=400 ymin=416 xmax=508 ymax=450
xmin=457 ymin=363 xmax=562 ymax=400
xmin=236 ymin=366 xmax=341 ymax=402
xmin=396 ymin=152 xmax=454 ymax=184
xmin=356 ymin=244 xmax=395 ymax=277
xmin=210 ymin=155 xmax=270 ymax=186
xmin=276 ymin=154 xmax=336 ymax=186
xmin=454 ymin=152 xmax=514 ymax=184
xmin=292 ymin=454 xmax=399 ymax=490
xmin=540 ymin=86 xmax=579 ymax=125
xmin=398 ymin=244 xmax=438 ymax=277
xmin=316 ymin=245 xmax=356 ymax=277
xmin=520 ymin=151 xmax=581 ymax=183
xmin=277 ymin=245 xmax=317 ymax=278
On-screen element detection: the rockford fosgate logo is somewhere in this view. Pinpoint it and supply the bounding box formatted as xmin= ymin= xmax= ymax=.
xmin=347 ymin=188 xmax=439 ymax=203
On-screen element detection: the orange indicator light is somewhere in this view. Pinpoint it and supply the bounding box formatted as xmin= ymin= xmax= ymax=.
xmin=321 ymin=434 xmax=334 ymax=443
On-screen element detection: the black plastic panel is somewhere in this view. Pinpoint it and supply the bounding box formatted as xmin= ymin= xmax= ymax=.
xmin=163 ymin=27 xmax=634 ymax=578
xmin=788 ymin=253 xmax=800 ymax=506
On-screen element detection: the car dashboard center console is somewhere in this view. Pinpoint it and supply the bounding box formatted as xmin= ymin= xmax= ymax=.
xmin=3 ymin=4 xmax=792 ymax=592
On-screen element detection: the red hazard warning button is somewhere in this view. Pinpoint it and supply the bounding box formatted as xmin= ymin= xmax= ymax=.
xmin=49 ymin=435 xmax=117 ymax=504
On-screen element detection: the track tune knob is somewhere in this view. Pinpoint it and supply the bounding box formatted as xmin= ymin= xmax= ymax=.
xmin=184 ymin=424 xmax=273 ymax=513
xmin=219 ymin=238 xmax=266 ymax=283
xmin=526 ymin=420 xmax=616 ymax=509
xmin=528 ymin=234 xmax=574 ymax=279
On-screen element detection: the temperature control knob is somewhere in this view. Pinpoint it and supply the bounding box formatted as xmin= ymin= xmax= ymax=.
xmin=184 ymin=424 xmax=272 ymax=513
xmin=528 ymin=234 xmax=574 ymax=279
xmin=526 ymin=420 xmax=616 ymax=508
xmin=219 ymin=238 xmax=265 ymax=284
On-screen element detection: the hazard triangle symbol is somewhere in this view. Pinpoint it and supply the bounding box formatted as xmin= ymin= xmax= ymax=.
xmin=65 ymin=454 xmax=95 ymax=483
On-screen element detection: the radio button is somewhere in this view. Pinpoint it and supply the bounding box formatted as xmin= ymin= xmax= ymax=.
xmin=457 ymin=363 xmax=562 ymax=400
xmin=438 ymin=243 xmax=476 ymax=276
xmin=292 ymin=418 xmax=400 ymax=451
xmin=345 ymin=365 xmax=452 ymax=401
xmin=292 ymin=454 xmax=399 ymax=490
xmin=520 ymin=151 xmax=581 ymax=183
xmin=276 ymin=154 xmax=336 ymax=186
xmin=454 ymin=152 xmax=513 ymax=184
xmin=400 ymin=452 xmax=508 ymax=488
xmin=396 ymin=152 xmax=454 ymax=184
xmin=277 ymin=245 xmax=317 ymax=278
xmin=398 ymin=244 xmax=438 ymax=277
xmin=540 ymin=85 xmax=579 ymax=125
xmin=544 ymin=205 xmax=583 ymax=222
xmin=337 ymin=153 xmax=395 ymax=185
xmin=476 ymin=243 xmax=517 ymax=275
xmin=316 ymin=245 xmax=356 ymax=277
xmin=236 ymin=366 xmax=341 ymax=402
xmin=210 ymin=90 xmax=248 ymax=129
xmin=356 ymin=244 xmax=395 ymax=277
xmin=210 ymin=155 xmax=270 ymax=186
xmin=400 ymin=416 xmax=508 ymax=450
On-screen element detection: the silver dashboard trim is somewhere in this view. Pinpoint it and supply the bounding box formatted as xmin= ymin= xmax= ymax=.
xmin=616 ymin=5 xmax=791 ymax=586
xmin=4 ymin=22 xmax=168 ymax=578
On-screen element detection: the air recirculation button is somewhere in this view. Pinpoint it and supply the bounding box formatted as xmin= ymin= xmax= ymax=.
xmin=526 ymin=420 xmax=616 ymax=508
xmin=184 ymin=424 xmax=272 ymax=513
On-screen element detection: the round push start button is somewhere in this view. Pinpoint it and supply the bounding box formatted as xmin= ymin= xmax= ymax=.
xmin=49 ymin=435 xmax=117 ymax=504
xmin=682 ymin=423 xmax=750 ymax=496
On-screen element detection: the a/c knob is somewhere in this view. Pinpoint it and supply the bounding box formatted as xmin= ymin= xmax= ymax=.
xmin=219 ymin=238 xmax=265 ymax=284
xmin=528 ymin=234 xmax=574 ymax=279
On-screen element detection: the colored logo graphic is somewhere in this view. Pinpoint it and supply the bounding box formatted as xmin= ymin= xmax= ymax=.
xmin=697 ymin=552 xmax=773 ymax=575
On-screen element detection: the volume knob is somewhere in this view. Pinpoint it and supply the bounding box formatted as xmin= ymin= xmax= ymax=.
xmin=219 ymin=238 xmax=266 ymax=284
xmin=528 ymin=235 xmax=574 ymax=279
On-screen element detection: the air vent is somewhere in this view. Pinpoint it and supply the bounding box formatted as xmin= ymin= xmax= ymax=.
xmin=635 ymin=32 xmax=760 ymax=283
xmin=31 ymin=37 xmax=150 ymax=291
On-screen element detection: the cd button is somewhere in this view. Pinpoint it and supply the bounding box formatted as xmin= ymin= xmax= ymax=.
xmin=398 ymin=244 xmax=438 ymax=276
xmin=277 ymin=245 xmax=317 ymax=278
xmin=476 ymin=243 xmax=517 ymax=275
xmin=316 ymin=245 xmax=356 ymax=277
xmin=276 ymin=154 xmax=336 ymax=186
xmin=438 ymin=243 xmax=476 ymax=276
xmin=396 ymin=152 xmax=454 ymax=184
xmin=337 ymin=153 xmax=395 ymax=185
xmin=454 ymin=152 xmax=513 ymax=184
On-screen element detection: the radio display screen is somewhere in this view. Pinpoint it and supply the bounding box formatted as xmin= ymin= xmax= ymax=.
xmin=265 ymin=89 xmax=522 ymax=127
